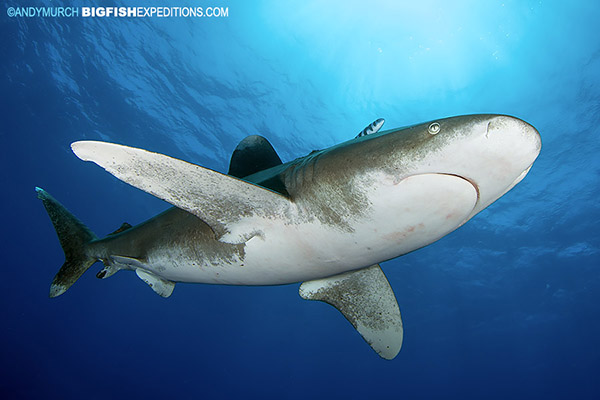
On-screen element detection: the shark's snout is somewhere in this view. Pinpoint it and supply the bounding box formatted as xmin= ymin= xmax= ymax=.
xmin=486 ymin=115 xmax=542 ymax=156
xmin=464 ymin=115 xmax=541 ymax=216
xmin=419 ymin=115 xmax=541 ymax=220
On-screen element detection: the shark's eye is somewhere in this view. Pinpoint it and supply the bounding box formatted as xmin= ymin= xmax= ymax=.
xmin=428 ymin=122 xmax=441 ymax=135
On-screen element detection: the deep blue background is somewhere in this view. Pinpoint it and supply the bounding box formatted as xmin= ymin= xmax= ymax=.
xmin=2 ymin=1 xmax=600 ymax=399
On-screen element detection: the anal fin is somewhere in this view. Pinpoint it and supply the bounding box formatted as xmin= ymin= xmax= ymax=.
xmin=299 ymin=264 xmax=403 ymax=360
xmin=135 ymin=269 xmax=175 ymax=298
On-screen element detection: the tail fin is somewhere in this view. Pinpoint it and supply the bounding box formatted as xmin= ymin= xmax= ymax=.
xmin=36 ymin=187 xmax=98 ymax=297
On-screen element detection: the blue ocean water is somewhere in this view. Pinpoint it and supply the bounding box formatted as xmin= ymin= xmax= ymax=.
xmin=2 ymin=0 xmax=600 ymax=398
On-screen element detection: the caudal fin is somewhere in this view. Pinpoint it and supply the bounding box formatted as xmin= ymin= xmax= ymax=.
xmin=36 ymin=187 xmax=98 ymax=297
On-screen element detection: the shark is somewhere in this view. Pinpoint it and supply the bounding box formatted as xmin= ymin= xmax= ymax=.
xmin=37 ymin=114 xmax=541 ymax=360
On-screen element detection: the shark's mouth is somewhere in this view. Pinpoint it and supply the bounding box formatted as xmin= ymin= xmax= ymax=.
xmin=439 ymin=173 xmax=481 ymax=204
xmin=434 ymin=173 xmax=481 ymax=228
xmin=486 ymin=163 xmax=534 ymax=207
xmin=440 ymin=163 xmax=534 ymax=224
xmin=384 ymin=173 xmax=479 ymax=253
xmin=508 ymin=164 xmax=533 ymax=191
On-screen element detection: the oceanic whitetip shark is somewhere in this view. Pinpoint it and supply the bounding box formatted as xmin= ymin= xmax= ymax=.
xmin=37 ymin=114 xmax=541 ymax=359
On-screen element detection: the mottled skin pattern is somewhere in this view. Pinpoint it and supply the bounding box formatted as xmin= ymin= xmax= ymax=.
xmin=39 ymin=114 xmax=540 ymax=360
xmin=73 ymin=114 xmax=540 ymax=286
xmin=244 ymin=114 xmax=503 ymax=229
xmin=87 ymin=207 xmax=245 ymax=276
xmin=83 ymin=117 xmax=437 ymax=277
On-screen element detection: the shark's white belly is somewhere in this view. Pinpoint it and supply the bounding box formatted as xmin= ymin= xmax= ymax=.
xmin=40 ymin=116 xmax=540 ymax=359
xmin=150 ymin=173 xmax=478 ymax=285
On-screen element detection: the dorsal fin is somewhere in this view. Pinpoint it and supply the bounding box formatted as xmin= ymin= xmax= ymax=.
xmin=356 ymin=118 xmax=385 ymax=138
xmin=228 ymin=135 xmax=283 ymax=178
xmin=108 ymin=222 xmax=132 ymax=235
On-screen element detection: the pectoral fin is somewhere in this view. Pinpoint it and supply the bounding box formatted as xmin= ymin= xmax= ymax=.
xmin=70 ymin=141 xmax=293 ymax=240
xmin=299 ymin=264 xmax=403 ymax=360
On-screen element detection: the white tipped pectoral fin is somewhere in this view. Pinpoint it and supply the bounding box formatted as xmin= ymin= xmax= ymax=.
xmin=71 ymin=141 xmax=293 ymax=239
xmin=300 ymin=264 xmax=403 ymax=360
xmin=135 ymin=269 xmax=175 ymax=298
